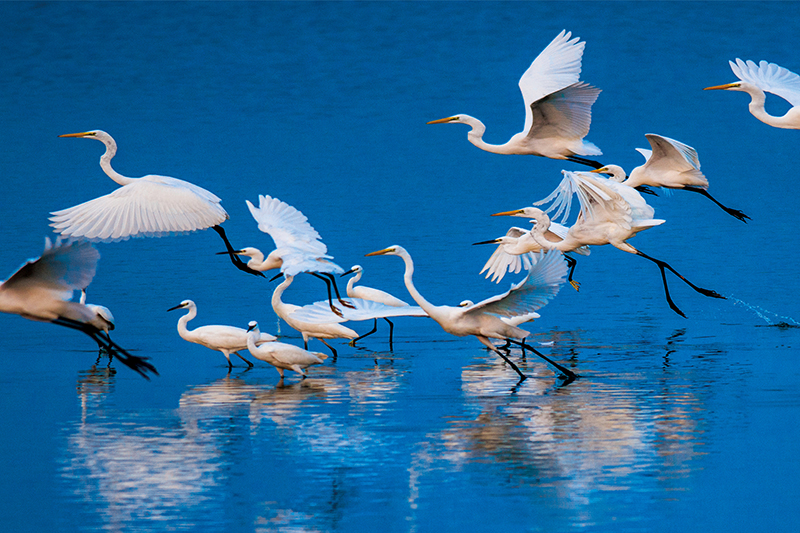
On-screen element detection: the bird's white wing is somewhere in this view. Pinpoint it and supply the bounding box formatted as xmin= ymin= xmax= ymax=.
xmin=635 ymin=148 xmax=652 ymax=162
xmin=467 ymin=251 xmax=567 ymax=319
xmin=260 ymin=342 xmax=325 ymax=365
xmin=731 ymin=59 xmax=800 ymax=107
xmin=281 ymin=256 xmax=344 ymax=277
xmin=548 ymin=222 xmax=590 ymax=256
xmin=1 ymin=238 xmax=99 ymax=301
xmin=290 ymin=298 xmax=427 ymax=323
xmin=480 ymin=246 xmax=537 ymax=283
xmin=643 ymin=134 xmax=700 ymax=172
xmin=533 ymin=170 xmax=582 ymax=224
xmin=246 ymin=195 xmax=327 ymax=254
xmin=519 ymin=30 xmax=585 ymax=134
xmin=526 ymin=82 xmax=601 ymax=141
xmin=50 ymin=175 xmax=228 ymax=242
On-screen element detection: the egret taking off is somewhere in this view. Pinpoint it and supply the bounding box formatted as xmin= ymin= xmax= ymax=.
xmin=427 ymin=30 xmax=603 ymax=168
xmin=222 ymin=194 xmax=354 ymax=316
xmin=365 ymin=246 xmax=576 ymax=382
xmin=704 ymin=59 xmax=800 ymax=129
xmin=246 ymin=321 xmax=327 ymax=379
xmin=591 ymin=134 xmax=749 ymax=222
xmin=0 ymin=237 xmax=157 ymax=378
xmin=167 ymin=299 xmax=276 ymax=369
xmin=51 ymin=130 xmax=262 ymax=277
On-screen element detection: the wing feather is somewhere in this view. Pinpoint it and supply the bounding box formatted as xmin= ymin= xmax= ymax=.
xmin=731 ymin=59 xmax=800 ymax=106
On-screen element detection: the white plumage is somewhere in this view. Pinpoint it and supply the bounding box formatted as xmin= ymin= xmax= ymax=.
xmin=246 ymin=321 xmax=327 ymax=379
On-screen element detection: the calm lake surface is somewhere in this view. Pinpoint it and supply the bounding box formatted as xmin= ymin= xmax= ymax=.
xmin=1 ymin=2 xmax=799 ymax=531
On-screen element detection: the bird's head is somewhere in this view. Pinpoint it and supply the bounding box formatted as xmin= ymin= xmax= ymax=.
xmin=247 ymin=321 xmax=259 ymax=333
xmin=492 ymin=207 xmax=545 ymax=219
xmin=591 ymin=164 xmax=627 ymax=182
xmin=167 ymin=300 xmax=193 ymax=312
xmin=341 ymin=265 xmax=363 ymax=277
xmin=365 ymin=245 xmax=404 ymax=257
xmin=472 ymin=237 xmax=502 ymax=246
xmin=704 ymin=82 xmax=744 ymax=92
xmin=426 ymin=115 xmax=463 ymax=125
xmin=458 ymin=300 xmax=474 ymax=308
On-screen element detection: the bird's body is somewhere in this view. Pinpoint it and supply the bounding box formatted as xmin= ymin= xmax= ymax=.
xmin=593 ymin=134 xmax=749 ymax=222
xmin=705 ymin=59 xmax=800 ymax=129
xmin=80 ymin=289 xmax=115 ymax=335
xmin=168 ymin=300 xmax=275 ymax=369
xmin=0 ymin=237 xmax=156 ymax=378
xmin=428 ymin=30 xmax=602 ymax=167
xmin=246 ymin=322 xmax=327 ymax=379
xmin=365 ymin=245 xmax=575 ymax=381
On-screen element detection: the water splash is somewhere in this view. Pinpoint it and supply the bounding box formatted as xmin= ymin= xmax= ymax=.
xmin=729 ymin=297 xmax=800 ymax=328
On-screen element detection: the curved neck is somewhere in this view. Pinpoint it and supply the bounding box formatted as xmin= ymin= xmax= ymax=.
xmin=465 ymin=120 xmax=512 ymax=154
xmin=97 ymin=137 xmax=134 ymax=185
xmin=177 ymin=306 xmax=197 ymax=336
xmin=345 ymin=273 xmax=359 ymax=297
xmin=396 ymin=251 xmax=438 ymax=316
xmin=271 ymin=276 xmax=293 ymax=316
xmin=531 ymin=215 xmax=567 ymax=251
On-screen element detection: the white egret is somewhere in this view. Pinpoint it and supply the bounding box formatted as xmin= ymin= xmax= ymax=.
xmin=427 ymin=30 xmax=603 ymax=168
xmin=473 ymin=224 xmax=590 ymax=289
xmin=167 ymin=299 xmax=276 ymax=369
xmin=51 ymin=130 xmax=262 ymax=277
xmin=365 ymin=246 xmax=576 ymax=382
xmin=271 ymin=273 xmax=358 ymax=359
xmin=221 ymin=194 xmax=354 ymax=316
xmin=705 ymin=59 xmax=800 ymax=129
xmin=80 ymin=289 xmax=115 ymax=335
xmin=245 ymin=321 xmax=327 ymax=379
xmin=494 ymin=171 xmax=725 ymax=318
xmin=592 ymin=134 xmax=749 ymax=222
xmin=0 ymin=237 xmax=157 ymax=378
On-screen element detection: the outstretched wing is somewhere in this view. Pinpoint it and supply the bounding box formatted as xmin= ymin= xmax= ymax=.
xmin=526 ymin=82 xmax=601 ymax=141
xmin=290 ymin=298 xmax=427 ymax=324
xmin=246 ymin=195 xmax=327 ymax=255
xmin=642 ymin=134 xmax=700 ymax=173
xmin=467 ymin=251 xmax=567 ymax=319
xmin=730 ymin=59 xmax=800 ymax=107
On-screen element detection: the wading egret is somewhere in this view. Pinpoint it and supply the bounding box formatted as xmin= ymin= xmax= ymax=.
xmin=705 ymin=59 xmax=800 ymax=129
xmin=222 ymin=194 xmax=354 ymax=316
xmin=52 ymin=130 xmax=261 ymax=277
xmin=427 ymin=30 xmax=603 ymax=168
xmin=495 ymin=171 xmax=725 ymax=318
xmin=365 ymin=246 xmax=575 ymax=381
xmin=271 ymin=273 xmax=358 ymax=359
xmin=167 ymin=299 xmax=276 ymax=369
xmin=592 ymin=134 xmax=749 ymax=222
xmin=246 ymin=321 xmax=327 ymax=379
xmin=0 ymin=237 xmax=157 ymax=378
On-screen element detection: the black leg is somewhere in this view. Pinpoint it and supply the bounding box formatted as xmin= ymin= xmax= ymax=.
xmin=635 ymin=185 xmax=659 ymax=196
xmin=684 ymin=186 xmax=750 ymax=223
xmin=383 ymin=318 xmax=394 ymax=351
xmin=350 ymin=318 xmax=378 ymax=347
xmin=635 ymin=250 xmax=725 ymax=299
xmin=511 ymin=339 xmax=579 ymax=381
xmin=564 ymin=254 xmax=580 ymax=291
xmin=311 ymin=272 xmax=344 ymax=317
xmin=566 ymin=155 xmax=603 ymax=169
xmin=235 ymin=351 xmax=254 ymax=368
xmin=318 ymin=338 xmax=338 ymax=362
xmin=322 ymin=272 xmax=356 ymax=309
xmin=211 ymin=225 xmax=266 ymax=277
xmin=477 ymin=336 xmax=526 ymax=380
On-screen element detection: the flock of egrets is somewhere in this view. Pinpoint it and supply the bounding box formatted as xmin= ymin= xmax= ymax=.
xmin=2 ymin=30 xmax=797 ymax=384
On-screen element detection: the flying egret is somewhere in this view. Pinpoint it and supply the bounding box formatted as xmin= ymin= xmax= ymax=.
xmin=51 ymin=130 xmax=262 ymax=277
xmin=473 ymin=223 xmax=590 ymax=289
xmin=365 ymin=246 xmax=576 ymax=382
xmin=246 ymin=321 xmax=327 ymax=379
xmin=494 ymin=171 xmax=725 ymax=318
xmin=80 ymin=288 xmax=115 ymax=335
xmin=221 ymin=194 xmax=354 ymax=317
xmin=167 ymin=299 xmax=276 ymax=369
xmin=271 ymin=273 xmax=358 ymax=359
xmin=0 ymin=237 xmax=157 ymax=378
xmin=704 ymin=59 xmax=800 ymax=129
xmin=427 ymin=30 xmax=603 ymax=168
xmin=591 ymin=134 xmax=749 ymax=222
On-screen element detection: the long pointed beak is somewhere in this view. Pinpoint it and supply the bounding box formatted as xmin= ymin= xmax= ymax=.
xmin=216 ymin=250 xmax=242 ymax=255
xmin=365 ymin=247 xmax=393 ymax=256
xmin=472 ymin=238 xmax=500 ymax=245
xmin=491 ymin=209 xmax=524 ymax=217
xmin=426 ymin=116 xmax=457 ymax=125
xmin=704 ymin=83 xmax=737 ymax=91
xmin=58 ymin=132 xmax=93 ymax=138
xmin=247 ymin=324 xmax=257 ymax=332
xmin=167 ymin=303 xmax=185 ymax=312
xmin=341 ymin=268 xmax=356 ymax=277
xmin=589 ymin=167 xmax=609 ymax=174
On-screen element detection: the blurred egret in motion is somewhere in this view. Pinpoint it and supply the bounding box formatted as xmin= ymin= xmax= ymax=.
xmin=592 ymin=134 xmax=749 ymax=222
xmin=168 ymin=299 xmax=276 ymax=369
xmin=427 ymin=30 xmax=603 ymax=168
xmin=223 ymin=194 xmax=354 ymax=316
xmin=80 ymin=288 xmax=115 ymax=336
xmin=51 ymin=130 xmax=261 ymax=277
xmin=246 ymin=321 xmax=327 ymax=379
xmin=365 ymin=246 xmax=575 ymax=382
xmin=705 ymin=59 xmax=800 ymax=129
xmin=495 ymin=171 xmax=725 ymax=318
xmin=0 ymin=237 xmax=157 ymax=378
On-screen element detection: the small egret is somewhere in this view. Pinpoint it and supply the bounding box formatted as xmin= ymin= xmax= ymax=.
xmin=80 ymin=289 xmax=115 ymax=335
xmin=167 ymin=299 xmax=277 ymax=369
xmin=246 ymin=321 xmax=327 ymax=379
xmin=705 ymin=59 xmax=800 ymax=129
xmin=592 ymin=134 xmax=749 ymax=222
xmin=271 ymin=273 xmax=358 ymax=359
xmin=365 ymin=246 xmax=576 ymax=381
xmin=427 ymin=30 xmax=603 ymax=168
xmin=51 ymin=130 xmax=261 ymax=277
xmin=0 ymin=237 xmax=157 ymax=378
xmin=494 ymin=171 xmax=725 ymax=318
xmin=222 ymin=194 xmax=354 ymax=316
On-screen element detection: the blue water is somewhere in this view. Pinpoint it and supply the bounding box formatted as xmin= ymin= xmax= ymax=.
xmin=1 ymin=1 xmax=800 ymax=531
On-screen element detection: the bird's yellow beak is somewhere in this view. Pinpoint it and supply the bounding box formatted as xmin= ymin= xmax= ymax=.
xmin=426 ymin=116 xmax=458 ymax=124
xmin=704 ymin=83 xmax=739 ymax=91
xmin=365 ymin=247 xmax=394 ymax=256
xmin=589 ymin=167 xmax=609 ymax=174
xmin=491 ymin=209 xmax=524 ymax=217
xmin=58 ymin=131 xmax=94 ymax=138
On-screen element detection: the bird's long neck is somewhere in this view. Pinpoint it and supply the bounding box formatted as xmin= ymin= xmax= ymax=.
xmin=531 ymin=214 xmax=569 ymax=252
xmin=177 ymin=306 xmax=197 ymax=337
xmin=246 ymin=329 xmax=259 ymax=352
xmin=271 ymin=277 xmax=292 ymax=317
xmin=98 ymin=137 xmax=134 ymax=186
xmin=345 ymin=273 xmax=360 ymax=298
xmin=464 ymin=119 xmax=513 ymax=155
xmin=396 ymin=251 xmax=438 ymax=316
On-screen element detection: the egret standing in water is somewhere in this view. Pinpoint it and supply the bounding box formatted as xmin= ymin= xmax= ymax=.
xmin=0 ymin=237 xmax=157 ymax=378
xmin=168 ymin=299 xmax=276 ymax=370
xmin=591 ymin=133 xmax=749 ymax=222
xmin=246 ymin=321 xmax=327 ymax=379
xmin=705 ymin=59 xmax=800 ymax=129
xmin=51 ymin=130 xmax=261 ymax=277
xmin=365 ymin=246 xmax=576 ymax=382
xmin=427 ymin=30 xmax=603 ymax=168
